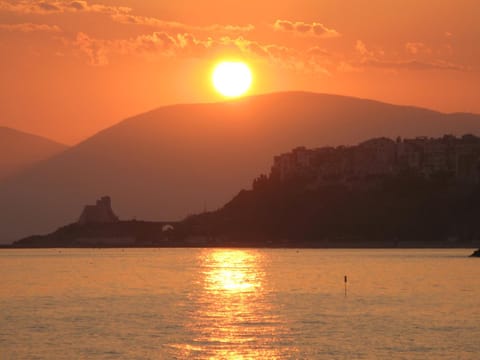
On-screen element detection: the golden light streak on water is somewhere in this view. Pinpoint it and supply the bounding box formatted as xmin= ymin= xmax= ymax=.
xmin=204 ymin=250 xmax=262 ymax=293
xmin=175 ymin=249 xmax=292 ymax=359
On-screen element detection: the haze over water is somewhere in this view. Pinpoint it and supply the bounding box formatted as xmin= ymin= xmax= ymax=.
xmin=1 ymin=249 xmax=479 ymax=359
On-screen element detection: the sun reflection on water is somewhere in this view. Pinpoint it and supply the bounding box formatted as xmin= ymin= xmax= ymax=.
xmin=204 ymin=250 xmax=261 ymax=294
xmin=174 ymin=249 xmax=292 ymax=359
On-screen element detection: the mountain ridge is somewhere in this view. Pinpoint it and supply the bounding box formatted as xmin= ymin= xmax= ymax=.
xmin=0 ymin=126 xmax=68 ymax=181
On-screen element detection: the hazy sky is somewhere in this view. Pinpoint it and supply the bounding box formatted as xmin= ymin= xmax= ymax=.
xmin=1 ymin=0 xmax=479 ymax=144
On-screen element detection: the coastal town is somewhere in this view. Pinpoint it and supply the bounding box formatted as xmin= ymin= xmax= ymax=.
xmin=270 ymin=134 xmax=480 ymax=186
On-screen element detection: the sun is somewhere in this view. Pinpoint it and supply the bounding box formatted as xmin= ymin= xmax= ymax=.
xmin=212 ymin=61 xmax=252 ymax=97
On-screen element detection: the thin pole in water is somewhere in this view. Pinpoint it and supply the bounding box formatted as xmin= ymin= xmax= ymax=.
xmin=344 ymin=275 xmax=348 ymax=297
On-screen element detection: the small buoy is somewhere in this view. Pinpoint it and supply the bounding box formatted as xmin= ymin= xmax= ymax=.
xmin=344 ymin=275 xmax=348 ymax=297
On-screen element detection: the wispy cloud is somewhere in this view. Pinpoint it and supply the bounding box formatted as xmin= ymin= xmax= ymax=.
xmin=70 ymin=32 xmax=279 ymax=66
xmin=306 ymin=46 xmax=331 ymax=57
xmin=0 ymin=22 xmax=61 ymax=32
xmin=350 ymin=40 xmax=467 ymax=72
xmin=0 ymin=0 xmax=254 ymax=35
xmin=111 ymin=13 xmax=254 ymax=34
xmin=67 ymin=30 xmax=330 ymax=76
xmin=405 ymin=42 xmax=431 ymax=55
xmin=363 ymin=59 xmax=468 ymax=71
xmin=0 ymin=0 xmax=130 ymax=15
xmin=355 ymin=40 xmax=372 ymax=56
xmin=273 ymin=19 xmax=340 ymax=38
xmin=73 ymin=32 xmax=108 ymax=66
xmin=69 ymin=31 xmax=216 ymax=66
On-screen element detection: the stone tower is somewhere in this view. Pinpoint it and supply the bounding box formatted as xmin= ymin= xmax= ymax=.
xmin=78 ymin=196 xmax=119 ymax=225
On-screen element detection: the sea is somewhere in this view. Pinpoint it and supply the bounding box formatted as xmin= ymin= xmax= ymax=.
xmin=0 ymin=248 xmax=479 ymax=359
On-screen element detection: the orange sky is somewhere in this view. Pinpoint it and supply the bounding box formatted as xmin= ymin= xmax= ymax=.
xmin=1 ymin=0 xmax=479 ymax=144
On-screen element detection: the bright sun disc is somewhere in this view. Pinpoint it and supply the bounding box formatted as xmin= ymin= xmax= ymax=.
xmin=212 ymin=61 xmax=252 ymax=97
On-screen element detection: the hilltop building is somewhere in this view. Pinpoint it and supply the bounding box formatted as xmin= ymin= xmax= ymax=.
xmin=78 ymin=196 xmax=119 ymax=225
xmin=271 ymin=135 xmax=480 ymax=186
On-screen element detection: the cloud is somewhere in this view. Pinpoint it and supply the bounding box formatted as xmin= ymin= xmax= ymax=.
xmin=67 ymin=30 xmax=330 ymax=76
xmin=37 ymin=2 xmax=60 ymax=12
xmin=73 ymin=32 xmax=108 ymax=66
xmin=337 ymin=61 xmax=361 ymax=73
xmin=306 ymin=46 xmax=331 ymax=57
xmin=0 ymin=0 xmax=130 ymax=15
xmin=70 ymin=31 xmax=213 ymax=65
xmin=405 ymin=42 xmax=431 ymax=55
xmin=346 ymin=39 xmax=468 ymax=72
xmin=117 ymin=32 xmax=193 ymax=57
xmin=0 ymin=0 xmax=132 ymax=15
xmin=68 ymin=1 xmax=86 ymax=10
xmin=273 ymin=19 xmax=340 ymax=38
xmin=0 ymin=1 xmax=254 ymax=35
xmin=214 ymin=36 xmax=319 ymax=72
xmin=112 ymin=13 xmax=254 ymax=34
xmin=355 ymin=40 xmax=374 ymax=57
xmin=0 ymin=22 xmax=61 ymax=32
xmin=362 ymin=58 xmax=468 ymax=71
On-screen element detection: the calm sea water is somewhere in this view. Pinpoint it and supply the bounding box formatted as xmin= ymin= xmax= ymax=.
xmin=0 ymin=248 xmax=479 ymax=359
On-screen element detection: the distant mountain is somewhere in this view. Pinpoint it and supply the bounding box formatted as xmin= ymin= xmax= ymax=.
xmin=0 ymin=126 xmax=67 ymax=180
xmin=1 ymin=91 xmax=480 ymax=243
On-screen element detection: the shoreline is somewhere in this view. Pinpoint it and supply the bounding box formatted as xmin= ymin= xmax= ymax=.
xmin=1 ymin=244 xmax=478 ymax=250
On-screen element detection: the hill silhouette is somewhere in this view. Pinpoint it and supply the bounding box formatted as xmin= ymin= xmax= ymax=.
xmin=0 ymin=126 xmax=67 ymax=181
xmin=183 ymin=170 xmax=480 ymax=247
xmin=1 ymin=91 xmax=480 ymax=243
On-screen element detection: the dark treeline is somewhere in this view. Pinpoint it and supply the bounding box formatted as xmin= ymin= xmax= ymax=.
xmin=13 ymin=221 xmax=178 ymax=248
xmin=183 ymin=172 xmax=480 ymax=246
